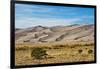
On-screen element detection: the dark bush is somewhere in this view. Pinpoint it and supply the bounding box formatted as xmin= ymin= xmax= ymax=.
xmin=78 ymin=49 xmax=83 ymax=54
xmin=88 ymin=49 xmax=93 ymax=54
xmin=31 ymin=48 xmax=47 ymax=59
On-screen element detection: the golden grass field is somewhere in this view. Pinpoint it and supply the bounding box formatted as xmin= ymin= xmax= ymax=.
xmin=15 ymin=41 xmax=94 ymax=66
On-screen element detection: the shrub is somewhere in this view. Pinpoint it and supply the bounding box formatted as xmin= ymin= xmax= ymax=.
xmin=31 ymin=48 xmax=47 ymax=59
xmin=88 ymin=49 xmax=93 ymax=54
xmin=78 ymin=49 xmax=83 ymax=54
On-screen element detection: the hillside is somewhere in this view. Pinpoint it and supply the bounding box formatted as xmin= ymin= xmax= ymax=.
xmin=15 ymin=24 xmax=94 ymax=44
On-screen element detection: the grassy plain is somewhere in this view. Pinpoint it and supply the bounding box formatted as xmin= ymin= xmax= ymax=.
xmin=15 ymin=41 xmax=94 ymax=66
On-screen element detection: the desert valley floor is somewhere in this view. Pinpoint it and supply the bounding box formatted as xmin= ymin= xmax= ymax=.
xmin=15 ymin=24 xmax=95 ymax=66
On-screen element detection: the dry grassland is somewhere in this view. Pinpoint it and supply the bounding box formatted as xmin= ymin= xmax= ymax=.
xmin=15 ymin=41 xmax=94 ymax=66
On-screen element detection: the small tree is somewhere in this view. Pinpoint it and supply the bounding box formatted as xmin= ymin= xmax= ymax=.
xmin=31 ymin=48 xmax=47 ymax=59
xmin=78 ymin=49 xmax=83 ymax=54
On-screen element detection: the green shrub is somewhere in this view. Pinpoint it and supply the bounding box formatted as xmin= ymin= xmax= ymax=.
xmin=78 ymin=49 xmax=83 ymax=54
xmin=31 ymin=48 xmax=47 ymax=59
xmin=88 ymin=49 xmax=93 ymax=54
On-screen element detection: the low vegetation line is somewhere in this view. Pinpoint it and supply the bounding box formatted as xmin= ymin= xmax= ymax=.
xmin=15 ymin=43 xmax=94 ymax=51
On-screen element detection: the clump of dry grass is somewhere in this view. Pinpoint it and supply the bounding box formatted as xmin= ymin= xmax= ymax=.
xmin=78 ymin=49 xmax=83 ymax=54
xmin=88 ymin=49 xmax=93 ymax=54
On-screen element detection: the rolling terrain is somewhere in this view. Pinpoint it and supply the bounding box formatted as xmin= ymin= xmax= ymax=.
xmin=15 ymin=24 xmax=95 ymax=66
xmin=15 ymin=24 xmax=94 ymax=44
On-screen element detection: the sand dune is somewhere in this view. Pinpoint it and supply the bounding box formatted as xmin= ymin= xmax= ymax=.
xmin=15 ymin=24 xmax=94 ymax=44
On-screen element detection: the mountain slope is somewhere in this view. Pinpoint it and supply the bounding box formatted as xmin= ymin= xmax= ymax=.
xmin=15 ymin=24 xmax=94 ymax=44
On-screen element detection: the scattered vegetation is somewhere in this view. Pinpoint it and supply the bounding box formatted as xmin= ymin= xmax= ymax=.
xmin=71 ymin=43 xmax=94 ymax=47
xmin=15 ymin=42 xmax=94 ymax=65
xmin=15 ymin=43 xmax=94 ymax=51
xmin=15 ymin=46 xmax=29 ymax=50
xmin=53 ymin=44 xmax=66 ymax=49
xmin=84 ymin=43 xmax=94 ymax=46
xmin=42 ymin=47 xmax=52 ymax=50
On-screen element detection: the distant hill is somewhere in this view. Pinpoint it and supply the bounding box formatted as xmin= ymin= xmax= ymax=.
xmin=15 ymin=24 xmax=94 ymax=44
xmin=15 ymin=28 xmax=22 ymax=31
